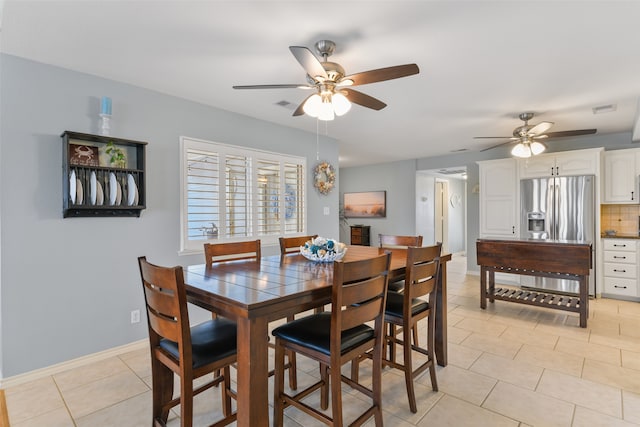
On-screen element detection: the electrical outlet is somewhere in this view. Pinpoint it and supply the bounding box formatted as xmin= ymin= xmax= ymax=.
xmin=130 ymin=309 xmax=140 ymax=324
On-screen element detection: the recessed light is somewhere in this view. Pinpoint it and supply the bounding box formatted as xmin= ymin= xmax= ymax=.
xmin=592 ymin=104 xmax=617 ymax=114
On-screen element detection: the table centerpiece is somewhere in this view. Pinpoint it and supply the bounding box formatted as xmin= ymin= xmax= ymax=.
xmin=300 ymin=236 xmax=347 ymax=263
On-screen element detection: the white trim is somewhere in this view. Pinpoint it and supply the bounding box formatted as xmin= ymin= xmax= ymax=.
xmin=0 ymin=339 xmax=147 ymax=388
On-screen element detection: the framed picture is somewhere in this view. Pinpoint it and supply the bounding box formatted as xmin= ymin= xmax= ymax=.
xmin=344 ymin=191 xmax=386 ymax=218
xmin=69 ymin=144 xmax=99 ymax=166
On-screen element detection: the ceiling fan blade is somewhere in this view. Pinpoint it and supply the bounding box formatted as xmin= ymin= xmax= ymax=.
xmin=289 ymin=46 xmax=328 ymax=81
xmin=527 ymin=121 xmax=554 ymax=135
xmin=480 ymin=140 xmax=515 ymax=152
xmin=341 ymin=64 xmax=419 ymax=86
xmin=292 ymin=94 xmax=315 ymax=117
xmin=233 ymin=84 xmax=312 ymax=90
xmin=473 ymin=136 xmax=513 ymax=139
xmin=543 ymin=129 xmax=597 ymax=139
xmin=341 ymin=89 xmax=387 ymax=110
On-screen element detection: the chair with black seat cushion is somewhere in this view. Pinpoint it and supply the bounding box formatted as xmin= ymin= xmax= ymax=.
xmin=382 ymin=244 xmax=441 ymax=413
xmin=378 ymin=234 xmax=423 ymax=292
xmin=272 ymin=252 xmax=391 ymax=427
xmin=138 ymin=256 xmax=237 ymax=427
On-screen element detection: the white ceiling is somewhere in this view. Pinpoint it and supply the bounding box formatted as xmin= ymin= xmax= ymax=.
xmin=2 ymin=1 xmax=640 ymax=167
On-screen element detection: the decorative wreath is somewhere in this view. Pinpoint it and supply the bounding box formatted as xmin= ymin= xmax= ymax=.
xmin=314 ymin=161 xmax=336 ymax=195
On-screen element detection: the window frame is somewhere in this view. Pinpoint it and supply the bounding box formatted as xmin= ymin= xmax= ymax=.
xmin=179 ymin=136 xmax=307 ymax=254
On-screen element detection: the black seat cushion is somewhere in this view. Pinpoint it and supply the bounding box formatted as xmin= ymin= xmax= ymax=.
xmin=272 ymin=313 xmax=374 ymax=356
xmin=385 ymin=291 xmax=429 ymax=318
xmin=387 ymin=279 xmax=405 ymax=293
xmin=159 ymin=318 xmax=237 ymax=369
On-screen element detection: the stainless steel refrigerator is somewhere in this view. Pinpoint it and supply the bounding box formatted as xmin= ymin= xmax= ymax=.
xmin=520 ymin=175 xmax=596 ymax=295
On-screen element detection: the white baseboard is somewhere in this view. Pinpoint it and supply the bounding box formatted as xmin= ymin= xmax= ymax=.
xmin=0 ymin=339 xmax=147 ymax=389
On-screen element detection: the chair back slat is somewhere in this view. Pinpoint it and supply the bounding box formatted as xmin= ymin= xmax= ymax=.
xmin=204 ymin=240 xmax=261 ymax=264
xmin=379 ymin=234 xmax=423 ymax=248
xmin=405 ymin=244 xmax=442 ymax=302
xmin=138 ymin=257 xmax=189 ymax=345
xmin=332 ymin=253 xmax=390 ymax=337
xmin=279 ymin=235 xmax=318 ymax=255
xmin=409 ymin=262 xmax=438 ymax=298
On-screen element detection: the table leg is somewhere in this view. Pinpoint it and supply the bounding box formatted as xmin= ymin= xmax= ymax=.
xmin=488 ymin=270 xmax=495 ymax=303
xmin=236 ymin=317 xmax=269 ymax=427
xmin=435 ymin=260 xmax=448 ymax=367
xmin=579 ymin=275 xmax=588 ymax=328
xmin=480 ymin=266 xmax=487 ymax=309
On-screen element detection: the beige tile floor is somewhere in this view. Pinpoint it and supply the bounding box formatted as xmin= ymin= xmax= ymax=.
xmin=4 ymin=254 xmax=640 ymax=426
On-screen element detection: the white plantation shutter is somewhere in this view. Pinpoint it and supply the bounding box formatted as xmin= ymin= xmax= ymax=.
xmin=185 ymin=149 xmax=220 ymax=242
xmin=180 ymin=137 xmax=306 ymax=252
xmin=256 ymin=159 xmax=280 ymax=236
xmin=225 ymin=154 xmax=250 ymax=238
xmin=284 ymin=162 xmax=304 ymax=234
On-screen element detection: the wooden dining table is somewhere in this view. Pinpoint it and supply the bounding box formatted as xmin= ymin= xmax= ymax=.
xmin=184 ymin=245 xmax=451 ymax=427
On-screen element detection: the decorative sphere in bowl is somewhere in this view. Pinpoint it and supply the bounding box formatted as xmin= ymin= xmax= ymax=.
xmin=300 ymin=237 xmax=347 ymax=263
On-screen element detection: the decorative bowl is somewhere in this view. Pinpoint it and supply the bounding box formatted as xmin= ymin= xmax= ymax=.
xmin=300 ymin=237 xmax=347 ymax=263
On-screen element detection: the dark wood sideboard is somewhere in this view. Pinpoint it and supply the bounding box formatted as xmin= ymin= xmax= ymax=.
xmin=350 ymin=225 xmax=370 ymax=246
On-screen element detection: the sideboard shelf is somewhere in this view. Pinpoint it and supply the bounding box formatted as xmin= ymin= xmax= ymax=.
xmin=62 ymin=131 xmax=148 ymax=218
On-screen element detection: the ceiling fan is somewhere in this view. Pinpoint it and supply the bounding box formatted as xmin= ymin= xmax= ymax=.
xmin=475 ymin=112 xmax=597 ymax=157
xmin=232 ymin=40 xmax=419 ymax=120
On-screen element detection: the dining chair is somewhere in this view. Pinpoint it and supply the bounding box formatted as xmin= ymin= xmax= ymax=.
xmin=379 ymin=234 xmax=423 ymax=289
xmin=354 ymin=244 xmax=441 ymax=413
xmin=278 ymin=235 xmax=318 ymax=255
xmin=272 ymin=252 xmax=391 ymax=427
xmin=0 ymin=389 xmax=9 ymax=427
xmin=204 ymin=239 xmax=261 ymax=265
xmin=204 ymin=239 xmax=298 ymax=389
xmin=138 ymin=256 xmax=237 ymax=427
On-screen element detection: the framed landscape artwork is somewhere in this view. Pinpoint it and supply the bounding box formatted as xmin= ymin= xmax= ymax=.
xmin=344 ymin=191 xmax=386 ymax=218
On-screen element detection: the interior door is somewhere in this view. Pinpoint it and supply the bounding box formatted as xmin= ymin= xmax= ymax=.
xmin=435 ymin=180 xmax=449 ymax=253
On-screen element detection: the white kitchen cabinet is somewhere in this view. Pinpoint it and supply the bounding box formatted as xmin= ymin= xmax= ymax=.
xmin=602 ymin=238 xmax=639 ymax=300
xmin=478 ymin=158 xmax=518 ymax=238
xmin=518 ymin=148 xmax=601 ymax=179
xmin=602 ymin=149 xmax=640 ymax=203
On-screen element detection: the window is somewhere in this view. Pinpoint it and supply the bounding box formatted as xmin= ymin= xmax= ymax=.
xmin=180 ymin=137 xmax=306 ymax=252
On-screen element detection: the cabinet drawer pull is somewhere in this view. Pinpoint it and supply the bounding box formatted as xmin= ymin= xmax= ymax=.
xmin=613 ymin=269 xmax=627 ymax=273
xmin=613 ymin=244 xmax=627 ymax=247
xmin=614 ymin=285 xmax=628 ymax=289
xmin=613 ymin=256 xmax=627 ymax=259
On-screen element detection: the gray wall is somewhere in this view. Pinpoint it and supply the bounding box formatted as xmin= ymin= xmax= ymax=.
xmin=0 ymin=54 xmax=339 ymax=377
xmin=341 ymin=132 xmax=637 ymax=273
xmin=338 ymin=159 xmax=417 ymax=245
xmin=447 ymin=177 xmax=465 ymax=253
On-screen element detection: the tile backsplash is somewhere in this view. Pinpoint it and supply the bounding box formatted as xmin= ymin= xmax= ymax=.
xmin=601 ymin=204 xmax=640 ymax=235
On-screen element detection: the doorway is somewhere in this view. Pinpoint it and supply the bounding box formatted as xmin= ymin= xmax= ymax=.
xmin=415 ymin=167 xmax=467 ymax=270
xmin=435 ymin=180 xmax=449 ymax=254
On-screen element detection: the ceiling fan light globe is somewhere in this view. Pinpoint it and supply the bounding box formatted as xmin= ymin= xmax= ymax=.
xmin=303 ymin=94 xmax=322 ymax=117
xmin=318 ymin=99 xmax=335 ymax=121
xmin=511 ymin=143 xmax=532 ymax=158
xmin=332 ymin=92 xmax=352 ymax=116
xmin=530 ymin=141 xmax=546 ymax=155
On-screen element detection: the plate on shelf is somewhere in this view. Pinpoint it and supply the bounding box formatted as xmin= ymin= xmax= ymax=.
xmin=109 ymin=172 xmax=117 ymax=205
xmin=133 ymin=185 xmax=139 ymax=205
xmin=90 ymin=171 xmax=97 ymax=205
xmin=126 ymin=174 xmax=137 ymax=206
xmin=96 ymin=180 xmax=104 ymax=205
xmin=116 ymin=181 xmax=122 ymax=206
xmin=69 ymin=170 xmax=77 ymax=204
xmin=76 ymin=178 xmax=84 ymax=205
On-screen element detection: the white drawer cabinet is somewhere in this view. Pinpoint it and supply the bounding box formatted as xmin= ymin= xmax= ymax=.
xmin=602 ymin=239 xmax=639 ymax=300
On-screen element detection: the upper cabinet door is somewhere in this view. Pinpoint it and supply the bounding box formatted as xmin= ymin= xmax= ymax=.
xmin=518 ymin=155 xmax=557 ymax=179
xmin=478 ymin=158 xmax=518 ymax=238
xmin=519 ymin=148 xmax=600 ymax=178
xmin=554 ymin=150 xmax=599 ymax=176
xmin=603 ymin=150 xmax=638 ymax=203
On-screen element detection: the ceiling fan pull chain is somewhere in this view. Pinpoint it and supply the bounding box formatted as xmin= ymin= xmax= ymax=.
xmin=316 ymin=118 xmax=320 ymax=161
